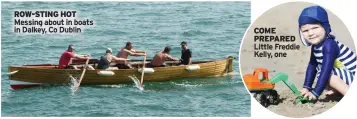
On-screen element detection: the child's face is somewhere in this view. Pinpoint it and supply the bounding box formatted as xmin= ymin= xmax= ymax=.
xmin=300 ymin=24 xmax=326 ymax=45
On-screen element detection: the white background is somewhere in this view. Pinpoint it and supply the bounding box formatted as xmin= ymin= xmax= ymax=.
xmin=251 ymin=0 xmax=357 ymax=119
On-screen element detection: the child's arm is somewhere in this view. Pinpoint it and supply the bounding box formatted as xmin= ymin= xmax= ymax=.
xmin=303 ymin=46 xmax=318 ymax=90
xmin=311 ymin=40 xmax=339 ymax=97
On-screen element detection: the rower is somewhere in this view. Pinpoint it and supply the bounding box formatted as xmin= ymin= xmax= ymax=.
xmin=58 ymin=44 xmax=94 ymax=70
xmin=179 ymin=41 xmax=192 ymax=65
xmin=115 ymin=42 xmax=146 ymax=69
xmin=148 ymin=46 xmax=180 ymax=67
xmin=97 ymin=48 xmax=130 ymax=70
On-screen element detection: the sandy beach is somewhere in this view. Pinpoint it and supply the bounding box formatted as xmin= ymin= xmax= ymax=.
xmin=239 ymin=2 xmax=355 ymax=118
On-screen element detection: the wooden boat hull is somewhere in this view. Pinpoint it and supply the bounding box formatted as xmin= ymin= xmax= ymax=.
xmin=8 ymin=57 xmax=234 ymax=90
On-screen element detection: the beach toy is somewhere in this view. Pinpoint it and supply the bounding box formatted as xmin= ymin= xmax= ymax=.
xmin=244 ymin=68 xmax=312 ymax=107
xmin=268 ymin=73 xmax=313 ymax=104
xmin=243 ymin=68 xmax=279 ymax=107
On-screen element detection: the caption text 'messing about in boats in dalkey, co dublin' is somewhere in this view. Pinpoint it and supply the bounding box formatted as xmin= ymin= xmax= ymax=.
xmin=13 ymin=10 xmax=94 ymax=34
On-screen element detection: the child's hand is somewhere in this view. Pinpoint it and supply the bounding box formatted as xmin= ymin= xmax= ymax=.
xmin=303 ymin=92 xmax=317 ymax=100
xmin=300 ymin=88 xmax=310 ymax=96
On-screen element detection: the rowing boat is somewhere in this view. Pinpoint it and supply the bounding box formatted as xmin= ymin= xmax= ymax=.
xmin=8 ymin=56 xmax=234 ymax=90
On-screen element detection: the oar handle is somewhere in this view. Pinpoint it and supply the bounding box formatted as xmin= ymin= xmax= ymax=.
xmin=72 ymin=58 xmax=98 ymax=64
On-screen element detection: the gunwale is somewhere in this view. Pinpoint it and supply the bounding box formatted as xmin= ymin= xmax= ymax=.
xmin=8 ymin=57 xmax=234 ymax=89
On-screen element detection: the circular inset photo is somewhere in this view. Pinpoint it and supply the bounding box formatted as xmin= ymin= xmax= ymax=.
xmin=239 ymin=2 xmax=355 ymax=118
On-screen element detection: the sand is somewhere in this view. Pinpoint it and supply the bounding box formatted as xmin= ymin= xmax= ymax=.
xmin=266 ymin=90 xmax=341 ymax=118
xmin=239 ymin=2 xmax=355 ymax=118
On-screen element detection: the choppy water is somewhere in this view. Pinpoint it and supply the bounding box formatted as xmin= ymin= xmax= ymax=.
xmin=1 ymin=2 xmax=251 ymax=117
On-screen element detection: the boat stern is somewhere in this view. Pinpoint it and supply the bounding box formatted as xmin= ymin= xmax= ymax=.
xmin=7 ymin=66 xmax=43 ymax=90
xmin=227 ymin=56 xmax=234 ymax=73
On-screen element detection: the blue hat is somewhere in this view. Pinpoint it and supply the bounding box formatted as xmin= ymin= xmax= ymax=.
xmin=298 ymin=6 xmax=331 ymax=46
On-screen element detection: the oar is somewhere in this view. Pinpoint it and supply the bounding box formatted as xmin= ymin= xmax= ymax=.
xmin=129 ymin=61 xmax=178 ymax=65
xmin=74 ymin=58 xmax=90 ymax=92
xmin=140 ymin=55 xmax=147 ymax=88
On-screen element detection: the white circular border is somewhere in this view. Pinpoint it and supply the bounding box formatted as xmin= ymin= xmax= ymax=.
xmin=239 ymin=0 xmax=357 ymax=119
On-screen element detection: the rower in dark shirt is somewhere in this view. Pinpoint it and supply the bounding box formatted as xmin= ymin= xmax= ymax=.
xmin=97 ymin=48 xmax=130 ymax=70
xmin=180 ymin=41 xmax=192 ymax=65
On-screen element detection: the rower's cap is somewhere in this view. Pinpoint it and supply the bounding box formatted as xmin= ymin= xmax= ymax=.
xmin=68 ymin=44 xmax=75 ymax=50
xmin=106 ymin=48 xmax=112 ymax=53
xmin=180 ymin=41 xmax=187 ymax=45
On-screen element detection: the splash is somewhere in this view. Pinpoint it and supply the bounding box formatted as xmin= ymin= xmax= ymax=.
xmin=128 ymin=75 xmax=144 ymax=91
xmin=69 ymin=75 xmax=79 ymax=94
